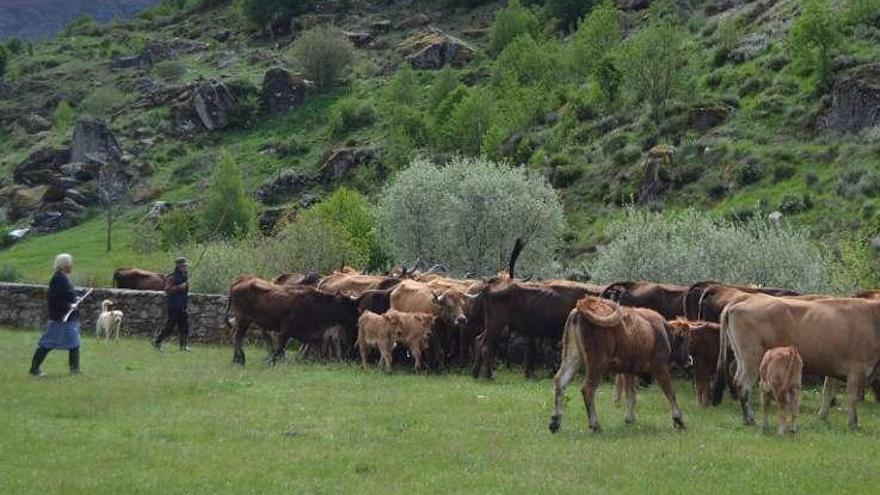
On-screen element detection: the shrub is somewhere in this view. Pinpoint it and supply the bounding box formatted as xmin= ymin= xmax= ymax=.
xmin=80 ymin=87 xmax=126 ymax=117
xmin=226 ymin=78 xmax=259 ymax=129
xmin=153 ymin=60 xmax=187 ymax=82
xmin=64 ymin=15 xmax=100 ymax=37
xmin=199 ymin=151 xmax=257 ymax=241
xmin=328 ymin=97 xmax=376 ymax=137
xmin=6 ymin=38 xmax=23 ymax=56
xmin=546 ymin=0 xmax=598 ymax=33
xmin=439 ymin=87 xmax=498 ymax=155
xmin=239 ymin=0 xmax=316 ymax=34
xmin=847 ymin=0 xmax=880 ymax=26
xmin=291 ymin=26 xmax=354 ymax=92
xmin=0 ymin=264 xmax=23 ymax=283
xmin=733 ymin=161 xmax=765 ymax=186
xmin=590 ymin=207 xmax=835 ymax=294
xmin=309 ymin=188 xmax=388 ymax=271
xmin=158 ymin=209 xmax=196 ymax=250
xmin=378 ymin=156 xmax=565 ymax=277
xmin=570 ymin=0 xmax=620 ymax=76
xmin=0 ymin=45 xmax=9 ymax=78
xmin=52 ymin=101 xmax=76 ymax=133
xmin=489 ymin=0 xmax=541 ymax=55
xmin=788 ymin=0 xmax=844 ymax=89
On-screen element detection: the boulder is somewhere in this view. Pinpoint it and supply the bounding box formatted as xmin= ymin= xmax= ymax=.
xmin=259 ymin=207 xmax=291 ymax=234
xmin=111 ymin=55 xmax=145 ymax=70
xmin=729 ymin=33 xmax=769 ymax=63
xmin=257 ymin=171 xmax=311 ymax=204
xmin=398 ymin=29 xmax=475 ymax=70
xmin=70 ymin=118 xmax=122 ymax=164
xmin=112 ymin=39 xmax=209 ymax=70
xmin=7 ymin=185 xmax=48 ymax=222
xmin=616 ymin=0 xmax=651 ymax=10
xmin=42 ymin=178 xmax=79 ymax=202
xmin=688 ymin=105 xmax=732 ymax=132
xmin=19 ymin=113 xmax=51 ymax=134
xmin=344 ymin=31 xmax=373 ymax=48
xmin=170 ymin=81 xmax=237 ymax=134
xmin=371 ymin=19 xmax=392 ymax=33
xmin=261 ymin=68 xmax=307 ymax=116
xmin=13 ymin=146 xmax=71 ymax=186
xmin=819 ymin=64 xmax=880 ymax=134
xmin=3 ymin=227 xmax=30 ymax=248
xmin=319 ymin=147 xmax=378 ymax=182
xmin=637 ymin=145 xmax=676 ymax=207
xmin=32 ymin=211 xmax=74 ymax=234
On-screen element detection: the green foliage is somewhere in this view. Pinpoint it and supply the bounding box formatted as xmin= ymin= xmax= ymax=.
xmin=594 ymin=56 xmax=622 ymax=104
xmin=198 ymin=152 xmax=257 ymax=241
xmin=570 ymin=0 xmax=620 ymax=76
xmin=789 ymin=0 xmax=844 ymax=89
xmin=226 ymin=79 xmax=260 ymax=129
xmin=591 ymin=207 xmax=837 ymax=294
xmin=153 ymin=60 xmax=187 ymax=82
xmin=847 ymin=0 xmax=880 ymax=26
xmin=63 ymin=15 xmax=100 ymax=37
xmin=378 ymin=156 xmax=564 ymax=276
xmin=291 ymin=26 xmax=355 ymax=92
xmin=52 ymin=101 xmax=75 ymax=133
xmin=619 ymin=15 xmax=691 ymax=121
xmin=238 ymin=0 xmax=316 ymax=33
xmin=0 ymin=45 xmax=9 ymax=78
xmin=309 ymin=188 xmax=388 ymax=271
xmin=0 ymin=264 xmax=22 ymax=283
xmin=328 ymin=97 xmax=377 ymax=138
xmin=80 ymin=87 xmax=126 ymax=118
xmin=546 ymin=0 xmax=598 ymax=32
xmin=440 ymin=87 xmax=498 ymax=155
xmin=5 ymin=39 xmax=24 ymax=56
xmin=158 ymin=210 xmax=196 ymax=251
xmin=489 ymin=0 xmax=540 ymax=55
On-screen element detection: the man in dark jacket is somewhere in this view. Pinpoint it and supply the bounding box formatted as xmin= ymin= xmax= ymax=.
xmin=30 ymin=253 xmax=84 ymax=376
xmin=152 ymin=257 xmax=191 ymax=352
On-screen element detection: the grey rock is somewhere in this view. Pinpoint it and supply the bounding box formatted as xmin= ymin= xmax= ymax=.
xmin=261 ymin=68 xmax=307 ymax=116
xmin=3 ymin=227 xmax=30 ymax=247
xmin=13 ymin=146 xmax=71 ymax=186
xmin=399 ymin=29 xmax=475 ymax=70
xmin=819 ymin=64 xmax=880 ymax=134
xmin=19 ymin=113 xmax=51 ymax=134
xmin=170 ymin=81 xmax=237 ymax=135
xmin=257 ymin=171 xmax=311 ymax=204
xmin=70 ymin=118 xmax=122 ymax=164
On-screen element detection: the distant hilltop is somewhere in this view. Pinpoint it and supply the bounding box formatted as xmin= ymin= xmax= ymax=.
xmin=0 ymin=0 xmax=160 ymax=40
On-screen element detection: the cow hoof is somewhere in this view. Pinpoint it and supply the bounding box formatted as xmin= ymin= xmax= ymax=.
xmin=589 ymin=425 xmax=602 ymax=434
xmin=624 ymin=417 xmax=635 ymax=425
xmin=549 ymin=417 xmax=561 ymax=434
xmin=674 ymin=419 xmax=685 ymax=430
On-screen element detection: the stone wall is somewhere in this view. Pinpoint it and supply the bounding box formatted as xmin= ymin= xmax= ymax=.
xmin=0 ymin=283 xmax=230 ymax=344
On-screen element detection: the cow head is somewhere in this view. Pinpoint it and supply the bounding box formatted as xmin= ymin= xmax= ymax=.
xmin=432 ymin=289 xmax=468 ymax=327
xmin=667 ymin=319 xmax=694 ymax=370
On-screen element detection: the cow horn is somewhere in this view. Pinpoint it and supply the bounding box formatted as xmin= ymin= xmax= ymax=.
xmin=464 ymin=292 xmax=481 ymax=300
xmin=581 ymin=300 xmax=623 ymax=327
xmin=521 ymin=274 xmax=534 ymax=282
xmin=433 ymin=290 xmax=446 ymax=303
xmin=464 ymin=272 xmax=475 ymax=279
xmin=427 ymin=263 xmax=445 ymax=274
xmin=508 ymin=238 xmax=525 ymax=278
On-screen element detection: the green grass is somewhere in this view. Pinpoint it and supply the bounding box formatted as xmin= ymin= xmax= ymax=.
xmin=2 ymin=329 xmax=879 ymax=494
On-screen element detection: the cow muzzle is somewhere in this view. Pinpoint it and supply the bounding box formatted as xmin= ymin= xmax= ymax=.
xmin=455 ymin=315 xmax=468 ymax=326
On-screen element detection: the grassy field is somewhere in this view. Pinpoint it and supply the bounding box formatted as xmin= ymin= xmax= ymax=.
xmin=1 ymin=328 xmax=879 ymax=495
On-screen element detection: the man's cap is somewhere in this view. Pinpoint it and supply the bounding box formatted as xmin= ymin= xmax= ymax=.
xmin=175 ymin=257 xmax=189 ymax=266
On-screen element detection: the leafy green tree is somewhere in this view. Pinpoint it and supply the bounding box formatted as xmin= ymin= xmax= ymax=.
xmin=570 ymin=0 xmax=620 ymax=76
xmin=310 ymin=188 xmax=389 ymax=271
xmin=440 ymin=87 xmax=497 ymax=155
xmin=291 ymin=26 xmax=355 ymax=92
xmin=158 ymin=210 xmax=195 ymax=251
xmin=547 ymin=0 xmax=598 ymax=32
xmin=199 ymin=151 xmax=257 ymax=241
xmin=789 ymin=0 xmax=844 ymax=89
xmin=52 ymin=101 xmax=75 ymax=133
xmin=489 ymin=0 xmax=540 ymax=55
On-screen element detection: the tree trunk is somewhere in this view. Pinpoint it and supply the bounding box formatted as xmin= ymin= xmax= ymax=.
xmin=106 ymin=208 xmax=112 ymax=252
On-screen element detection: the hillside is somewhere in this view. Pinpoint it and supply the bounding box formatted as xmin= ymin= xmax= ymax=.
xmin=0 ymin=0 xmax=160 ymax=41
xmin=0 ymin=0 xmax=879 ymax=286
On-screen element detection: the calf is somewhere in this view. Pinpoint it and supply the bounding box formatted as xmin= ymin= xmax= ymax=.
xmin=357 ymin=310 xmax=437 ymax=373
xmin=549 ymin=297 xmax=688 ymax=433
xmin=669 ymin=318 xmax=721 ymax=407
xmin=759 ymin=346 xmax=803 ymax=435
xmin=96 ymin=300 xmax=124 ymax=341
xmin=358 ymin=311 xmax=396 ymax=372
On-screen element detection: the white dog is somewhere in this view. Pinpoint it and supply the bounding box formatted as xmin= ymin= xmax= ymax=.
xmin=96 ymin=300 xmax=124 ymax=341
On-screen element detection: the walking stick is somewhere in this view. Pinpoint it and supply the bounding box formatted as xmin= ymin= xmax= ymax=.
xmin=62 ymin=288 xmax=93 ymax=323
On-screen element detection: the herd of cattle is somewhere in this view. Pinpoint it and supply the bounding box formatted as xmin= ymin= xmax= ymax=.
xmin=112 ymin=240 xmax=880 ymax=433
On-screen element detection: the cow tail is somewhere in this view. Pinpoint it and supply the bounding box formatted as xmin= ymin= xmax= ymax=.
xmin=710 ymin=306 xmax=730 ymax=406
xmin=697 ymin=286 xmax=711 ymax=322
xmin=224 ymin=295 xmax=233 ymax=328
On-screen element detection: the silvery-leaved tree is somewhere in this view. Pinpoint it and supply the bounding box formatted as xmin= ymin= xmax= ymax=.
xmin=378 ymin=156 xmax=564 ymax=278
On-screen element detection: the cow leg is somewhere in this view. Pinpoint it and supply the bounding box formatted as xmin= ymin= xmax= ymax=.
xmin=549 ymin=343 xmax=581 ymax=434
xmin=232 ymin=319 xmax=249 ymax=366
xmin=582 ymin=368 xmax=603 ymax=433
xmin=471 ymin=334 xmax=485 ymax=379
xmin=761 ymin=389 xmax=772 ymax=433
xmin=733 ymin=355 xmax=759 ymax=426
xmin=818 ymin=376 xmax=838 ymax=421
xmin=624 ymin=375 xmax=637 ymax=425
xmin=789 ymin=387 xmax=800 ymax=433
xmin=411 ymin=344 xmax=422 ymax=373
xmin=380 ymin=343 xmax=393 ymax=374
xmin=261 ymin=330 xmax=277 ymax=365
xmin=524 ymin=337 xmax=536 ymax=379
xmin=656 ymin=367 xmax=685 ymax=429
xmin=776 ymin=392 xmax=788 ymax=435
xmin=358 ymin=338 xmax=369 ymax=370
xmin=613 ymin=374 xmax=625 ymax=407
xmin=272 ymin=334 xmax=292 ymax=366
xmin=847 ymin=371 xmax=866 ymax=430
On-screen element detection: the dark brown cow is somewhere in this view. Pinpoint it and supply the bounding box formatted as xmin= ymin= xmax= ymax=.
xmin=227 ymin=276 xmax=359 ymax=366
xmin=272 ymin=272 xmax=321 ymax=287
xmin=113 ymin=268 xmax=165 ymax=291
xmin=601 ymin=281 xmax=689 ymax=320
xmin=683 ymin=281 xmax=801 ymax=322
xmin=549 ymin=297 xmax=688 ymax=433
xmin=669 ymin=318 xmax=722 ymax=407
xmin=357 ymin=289 xmax=392 ymax=315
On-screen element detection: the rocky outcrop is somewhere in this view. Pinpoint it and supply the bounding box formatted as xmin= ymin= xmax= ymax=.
xmin=112 ymin=38 xmax=209 ymax=70
xmin=19 ymin=113 xmax=51 ymax=134
xmin=688 ymin=105 xmax=732 ymax=132
xmin=170 ymin=81 xmax=237 ymax=135
xmin=261 ymin=68 xmax=307 ymax=116
xmin=616 ymin=0 xmax=651 ymax=10
xmin=6 ymin=186 xmax=48 ymax=222
xmin=70 ymin=118 xmax=122 ymax=164
xmin=343 ymin=31 xmax=374 ymax=48
xmin=319 ymin=147 xmax=378 ymax=181
xmin=729 ymin=33 xmax=769 ymax=63
xmin=638 ymin=145 xmax=676 ymax=206
xmin=257 ymin=171 xmax=311 ymax=205
xmin=819 ymin=64 xmax=880 ymax=134
xmin=398 ymin=29 xmax=475 ymax=70
xmin=12 ymin=146 xmax=70 ymax=186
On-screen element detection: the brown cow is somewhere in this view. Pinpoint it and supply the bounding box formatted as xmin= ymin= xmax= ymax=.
xmin=317 ymin=271 xmax=402 ymax=296
xmin=227 ymin=276 xmax=359 ymax=366
xmin=390 ymin=280 xmax=469 ymax=369
xmin=299 ymin=325 xmax=350 ymax=361
xmin=683 ymin=281 xmax=801 ymax=322
xmin=272 ymin=272 xmax=320 ymax=287
xmin=357 ymin=310 xmax=437 ymax=372
xmin=601 ymin=281 xmax=689 ymax=320
xmin=759 ymin=346 xmax=803 ymax=435
xmin=549 ymin=297 xmax=688 ymax=433
xmin=357 ymin=289 xmax=392 ymax=315
xmin=113 ymin=268 xmax=165 ymax=291
xmin=669 ymin=318 xmax=721 ymax=407
xmin=719 ymin=294 xmax=880 ymax=429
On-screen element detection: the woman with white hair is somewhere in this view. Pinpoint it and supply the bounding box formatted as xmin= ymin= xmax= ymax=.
xmin=29 ymin=253 xmax=84 ymax=376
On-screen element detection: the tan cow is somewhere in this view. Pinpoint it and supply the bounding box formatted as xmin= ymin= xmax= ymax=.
xmin=357 ymin=310 xmax=437 ymax=373
xmin=759 ymin=346 xmax=803 ymax=435
xmin=390 ymin=280 xmax=470 ymax=368
xmin=549 ymin=297 xmax=688 ymax=434
xmin=317 ymin=271 xmax=402 ymax=296
xmin=720 ymin=294 xmax=880 ymax=429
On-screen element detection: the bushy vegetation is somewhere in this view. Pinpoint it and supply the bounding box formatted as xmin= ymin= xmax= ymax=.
xmin=489 ymin=0 xmax=540 ymax=55
xmin=198 ymin=152 xmax=257 ymax=241
xmin=546 ymin=0 xmax=598 ymax=32
xmin=0 ymin=45 xmax=10 ymax=78
xmin=378 ymin=157 xmax=564 ymax=277
xmin=238 ymin=0 xmax=316 ymax=34
xmin=291 ymin=26 xmax=355 ymax=91
xmin=590 ymin=207 xmax=838 ymax=294
xmin=153 ymin=60 xmax=187 ymax=82
xmin=79 ymin=87 xmax=126 ymax=118
xmin=328 ymin=97 xmax=377 ymax=137
xmin=788 ymin=0 xmax=845 ymax=89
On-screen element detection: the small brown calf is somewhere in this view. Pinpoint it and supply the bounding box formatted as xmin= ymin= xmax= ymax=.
xmin=759 ymin=346 xmax=803 ymax=435
xmin=357 ymin=310 xmax=436 ymax=373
